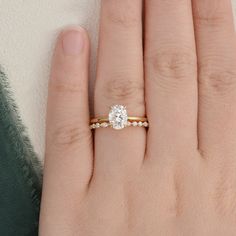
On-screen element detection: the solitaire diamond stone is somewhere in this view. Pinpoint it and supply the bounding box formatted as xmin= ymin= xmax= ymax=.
xmin=109 ymin=105 xmax=128 ymax=130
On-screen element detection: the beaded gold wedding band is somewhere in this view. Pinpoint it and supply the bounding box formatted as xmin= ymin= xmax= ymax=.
xmin=90 ymin=105 xmax=149 ymax=130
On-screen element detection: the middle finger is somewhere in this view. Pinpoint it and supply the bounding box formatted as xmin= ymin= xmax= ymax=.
xmin=145 ymin=0 xmax=198 ymax=161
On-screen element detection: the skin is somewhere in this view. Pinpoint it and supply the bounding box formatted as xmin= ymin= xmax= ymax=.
xmin=39 ymin=0 xmax=236 ymax=235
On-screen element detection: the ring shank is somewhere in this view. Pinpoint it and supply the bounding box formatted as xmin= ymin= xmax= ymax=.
xmin=90 ymin=116 xmax=148 ymax=124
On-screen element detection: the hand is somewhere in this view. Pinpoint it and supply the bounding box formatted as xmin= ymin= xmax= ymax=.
xmin=39 ymin=0 xmax=236 ymax=235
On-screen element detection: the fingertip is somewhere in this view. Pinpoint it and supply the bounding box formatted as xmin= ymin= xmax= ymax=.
xmin=62 ymin=26 xmax=89 ymax=55
xmin=60 ymin=25 xmax=88 ymax=36
xmin=53 ymin=26 xmax=90 ymax=58
xmin=50 ymin=26 xmax=90 ymax=83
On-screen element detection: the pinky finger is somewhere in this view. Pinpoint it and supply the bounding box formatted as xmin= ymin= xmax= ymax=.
xmin=39 ymin=27 xmax=93 ymax=235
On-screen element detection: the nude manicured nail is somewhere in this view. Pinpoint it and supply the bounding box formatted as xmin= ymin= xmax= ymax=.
xmin=62 ymin=30 xmax=84 ymax=55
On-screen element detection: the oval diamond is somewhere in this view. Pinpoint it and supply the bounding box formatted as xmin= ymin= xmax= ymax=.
xmin=109 ymin=105 xmax=128 ymax=130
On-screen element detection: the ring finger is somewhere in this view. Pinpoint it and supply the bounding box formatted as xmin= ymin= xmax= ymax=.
xmin=93 ymin=0 xmax=145 ymax=179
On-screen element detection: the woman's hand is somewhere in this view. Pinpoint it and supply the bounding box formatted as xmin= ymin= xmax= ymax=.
xmin=39 ymin=0 xmax=236 ymax=235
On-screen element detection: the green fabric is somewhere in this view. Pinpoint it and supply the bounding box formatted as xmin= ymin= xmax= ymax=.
xmin=0 ymin=68 xmax=42 ymax=236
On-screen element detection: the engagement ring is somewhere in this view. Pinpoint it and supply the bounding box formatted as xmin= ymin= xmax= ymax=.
xmin=90 ymin=105 xmax=149 ymax=130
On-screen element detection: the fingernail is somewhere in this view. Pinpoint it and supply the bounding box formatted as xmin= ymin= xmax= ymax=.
xmin=62 ymin=30 xmax=84 ymax=56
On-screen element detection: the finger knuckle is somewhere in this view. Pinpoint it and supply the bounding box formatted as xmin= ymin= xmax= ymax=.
xmin=51 ymin=123 xmax=91 ymax=150
xmin=104 ymin=1 xmax=140 ymax=28
xmin=199 ymin=60 xmax=236 ymax=97
xmin=214 ymin=171 xmax=236 ymax=217
xmin=156 ymin=169 xmax=184 ymax=218
xmin=195 ymin=14 xmax=227 ymax=28
xmin=101 ymin=75 xmax=144 ymax=106
xmin=146 ymin=50 xmax=196 ymax=89
xmin=50 ymin=79 xmax=85 ymax=95
xmin=194 ymin=3 xmax=228 ymax=28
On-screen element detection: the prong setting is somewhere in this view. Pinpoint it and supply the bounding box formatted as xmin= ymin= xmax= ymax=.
xmin=108 ymin=105 xmax=128 ymax=130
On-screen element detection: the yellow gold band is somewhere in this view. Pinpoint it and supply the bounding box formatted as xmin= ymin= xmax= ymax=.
xmin=90 ymin=116 xmax=148 ymax=124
